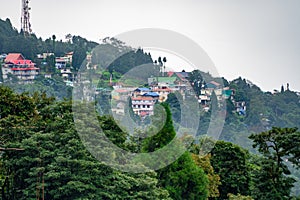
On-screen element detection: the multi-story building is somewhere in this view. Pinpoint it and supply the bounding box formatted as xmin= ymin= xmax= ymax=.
xmin=2 ymin=53 xmax=39 ymax=83
xmin=131 ymin=96 xmax=157 ymax=117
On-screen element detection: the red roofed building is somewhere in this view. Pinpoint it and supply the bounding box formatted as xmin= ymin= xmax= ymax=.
xmin=2 ymin=53 xmax=39 ymax=83
xmin=4 ymin=53 xmax=25 ymax=63
xmin=131 ymin=96 xmax=157 ymax=116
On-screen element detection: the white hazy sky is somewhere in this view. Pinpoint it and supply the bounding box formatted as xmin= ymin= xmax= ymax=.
xmin=1 ymin=0 xmax=300 ymax=92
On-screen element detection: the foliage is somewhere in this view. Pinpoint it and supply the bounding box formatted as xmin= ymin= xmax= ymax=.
xmin=249 ymin=127 xmax=300 ymax=199
xmin=192 ymin=153 xmax=221 ymax=198
xmin=139 ymin=103 xmax=209 ymax=199
xmin=228 ymin=193 xmax=254 ymax=200
xmin=0 ymin=86 xmax=170 ymax=200
xmin=210 ymin=141 xmax=251 ymax=199
xmin=107 ymin=48 xmax=153 ymax=74
xmin=158 ymin=152 xmax=208 ymax=200
xmin=142 ymin=103 xmax=176 ymax=152
xmin=3 ymin=74 xmax=72 ymax=100
xmin=0 ymin=18 xmax=97 ymax=71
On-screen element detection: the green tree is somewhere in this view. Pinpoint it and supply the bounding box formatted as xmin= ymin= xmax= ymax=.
xmin=0 ymin=87 xmax=171 ymax=200
xmin=188 ymin=70 xmax=203 ymax=96
xmin=52 ymin=34 xmax=56 ymax=52
xmin=46 ymin=54 xmax=56 ymax=72
xmin=141 ymin=103 xmax=208 ymax=199
xmin=158 ymin=152 xmax=208 ymax=200
xmin=228 ymin=193 xmax=254 ymax=200
xmin=249 ymin=127 xmax=300 ymax=199
xmin=142 ymin=103 xmax=176 ymax=152
xmin=210 ymin=141 xmax=251 ymax=199
xmin=72 ymin=46 xmax=86 ymax=71
xmin=192 ymin=153 xmax=221 ymax=198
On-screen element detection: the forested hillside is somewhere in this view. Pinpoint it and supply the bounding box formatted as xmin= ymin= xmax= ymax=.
xmin=1 ymin=86 xmax=300 ymax=199
xmin=0 ymin=18 xmax=97 ymax=70
xmin=1 ymin=17 xmax=300 ymax=199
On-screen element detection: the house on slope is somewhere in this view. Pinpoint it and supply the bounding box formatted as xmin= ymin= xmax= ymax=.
xmin=167 ymin=71 xmax=189 ymax=85
xmin=131 ymin=96 xmax=157 ymax=116
xmin=2 ymin=53 xmax=39 ymax=83
xmin=133 ymin=87 xmax=151 ymax=97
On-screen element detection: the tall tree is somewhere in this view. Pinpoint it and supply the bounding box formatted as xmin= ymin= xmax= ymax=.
xmin=249 ymin=127 xmax=300 ymax=199
xmin=210 ymin=141 xmax=251 ymax=199
xmin=192 ymin=153 xmax=221 ymax=198
xmin=141 ymin=103 xmax=208 ymax=199
xmin=52 ymin=34 xmax=56 ymax=52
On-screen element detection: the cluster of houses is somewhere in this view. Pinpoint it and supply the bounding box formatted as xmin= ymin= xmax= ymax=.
xmin=37 ymin=51 xmax=75 ymax=82
xmin=1 ymin=52 xmax=75 ymax=84
xmin=0 ymin=52 xmax=246 ymax=116
xmin=110 ymin=71 xmax=246 ymax=118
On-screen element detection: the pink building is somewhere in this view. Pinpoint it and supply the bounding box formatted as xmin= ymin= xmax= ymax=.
xmin=2 ymin=53 xmax=39 ymax=82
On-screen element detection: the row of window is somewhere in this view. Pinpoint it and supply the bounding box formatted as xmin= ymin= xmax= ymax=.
xmin=132 ymin=105 xmax=151 ymax=109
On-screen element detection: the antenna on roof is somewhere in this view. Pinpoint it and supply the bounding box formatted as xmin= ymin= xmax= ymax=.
xmin=21 ymin=0 xmax=32 ymax=36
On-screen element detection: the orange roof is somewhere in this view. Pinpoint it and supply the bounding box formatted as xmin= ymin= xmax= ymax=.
xmin=131 ymin=96 xmax=154 ymax=101
xmin=114 ymin=89 xmax=128 ymax=93
xmin=5 ymin=53 xmax=25 ymax=63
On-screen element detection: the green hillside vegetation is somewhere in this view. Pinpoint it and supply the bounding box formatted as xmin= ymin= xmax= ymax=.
xmin=0 ymin=18 xmax=97 ymax=70
xmin=1 ymin=17 xmax=300 ymax=199
xmin=1 ymin=86 xmax=300 ymax=199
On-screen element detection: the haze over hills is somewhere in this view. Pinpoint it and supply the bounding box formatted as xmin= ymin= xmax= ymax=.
xmin=1 ymin=16 xmax=300 ymax=199
xmin=1 ymin=17 xmax=299 ymax=148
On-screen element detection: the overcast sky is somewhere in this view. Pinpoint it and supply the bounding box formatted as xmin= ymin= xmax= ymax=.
xmin=1 ymin=0 xmax=299 ymax=92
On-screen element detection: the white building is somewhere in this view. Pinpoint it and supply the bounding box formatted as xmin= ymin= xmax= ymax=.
xmin=131 ymin=96 xmax=156 ymax=117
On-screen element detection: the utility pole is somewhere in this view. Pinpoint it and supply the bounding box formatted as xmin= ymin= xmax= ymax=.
xmin=21 ymin=0 xmax=32 ymax=36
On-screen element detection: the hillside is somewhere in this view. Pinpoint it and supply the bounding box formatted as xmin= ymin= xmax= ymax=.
xmin=0 ymin=18 xmax=98 ymax=69
xmin=1 ymin=17 xmax=300 ymax=199
xmin=1 ymin=17 xmax=299 ymax=143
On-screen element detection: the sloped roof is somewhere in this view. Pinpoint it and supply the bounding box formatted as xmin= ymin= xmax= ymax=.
xmin=131 ymin=96 xmax=155 ymax=101
xmin=167 ymin=71 xmax=175 ymax=77
xmin=5 ymin=53 xmax=25 ymax=63
xmin=206 ymin=81 xmax=221 ymax=89
xmin=176 ymin=72 xmax=189 ymax=78
xmin=114 ymin=89 xmax=129 ymax=93
xmin=210 ymin=81 xmax=221 ymax=87
xmin=143 ymin=92 xmax=159 ymax=97
xmin=65 ymin=51 xmax=74 ymax=55
xmin=135 ymin=88 xmax=151 ymax=92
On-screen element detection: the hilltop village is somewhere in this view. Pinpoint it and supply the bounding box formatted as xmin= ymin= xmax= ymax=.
xmin=1 ymin=13 xmax=300 ymax=199
xmin=110 ymin=71 xmax=240 ymax=118
xmin=0 ymin=52 xmax=246 ymax=118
